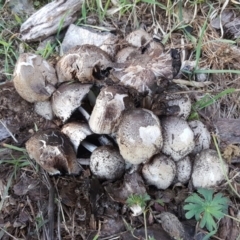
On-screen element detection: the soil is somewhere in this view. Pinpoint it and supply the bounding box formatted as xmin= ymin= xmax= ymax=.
xmin=0 ymin=1 xmax=240 ymax=240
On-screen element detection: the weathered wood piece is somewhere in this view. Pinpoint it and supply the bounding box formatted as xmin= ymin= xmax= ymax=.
xmin=20 ymin=0 xmax=83 ymax=42
xmin=214 ymin=118 xmax=240 ymax=146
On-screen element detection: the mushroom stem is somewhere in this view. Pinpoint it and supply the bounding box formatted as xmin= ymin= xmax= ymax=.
xmin=88 ymin=90 xmax=97 ymax=106
xmin=81 ymin=140 xmax=97 ymax=152
xmin=98 ymin=135 xmax=113 ymax=146
xmin=78 ymin=106 xmax=90 ymax=121
xmin=77 ymin=158 xmax=90 ymax=165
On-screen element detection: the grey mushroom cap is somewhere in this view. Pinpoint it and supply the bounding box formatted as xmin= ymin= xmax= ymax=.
xmin=161 ymin=117 xmax=195 ymax=161
xmin=188 ymin=120 xmax=211 ymax=154
xmin=52 ymin=82 xmax=92 ymax=122
xmin=26 ymin=129 xmax=81 ymax=175
xmin=56 ymin=44 xmax=113 ymax=83
xmin=100 ymin=36 xmax=120 ymax=60
xmin=112 ymin=49 xmax=172 ymax=95
xmin=191 ymin=149 xmax=229 ymax=188
xmin=125 ymin=29 xmax=152 ymax=47
xmin=142 ymin=154 xmax=176 ymax=190
xmin=175 ymin=156 xmax=192 ymax=184
xmin=61 ymin=122 xmax=92 ymax=152
xmin=34 ymin=101 xmax=54 ymax=120
xmin=90 ymin=145 xmax=125 ymax=180
xmin=13 ymin=53 xmax=58 ymax=102
xmin=116 ymin=108 xmax=163 ymax=164
xmin=89 ymin=86 xmax=134 ymax=134
xmin=115 ymin=46 xmax=136 ymax=63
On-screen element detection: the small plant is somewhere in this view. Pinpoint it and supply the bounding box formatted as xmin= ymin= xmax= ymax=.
xmin=184 ymin=188 xmax=228 ymax=236
xmin=126 ymin=193 xmax=156 ymax=240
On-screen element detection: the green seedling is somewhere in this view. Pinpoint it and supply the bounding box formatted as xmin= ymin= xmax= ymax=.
xmin=126 ymin=193 xmax=156 ymax=240
xmin=184 ymin=188 xmax=228 ymax=239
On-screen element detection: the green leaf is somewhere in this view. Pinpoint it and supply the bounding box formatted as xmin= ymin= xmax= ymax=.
xmin=198 ymin=188 xmax=213 ymax=202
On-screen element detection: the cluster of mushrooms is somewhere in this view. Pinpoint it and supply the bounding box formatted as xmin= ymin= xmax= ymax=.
xmin=13 ymin=28 xmax=228 ymax=190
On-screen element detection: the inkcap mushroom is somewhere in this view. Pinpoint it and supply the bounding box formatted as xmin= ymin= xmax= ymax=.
xmin=161 ymin=116 xmax=195 ymax=161
xmin=191 ymin=149 xmax=229 ymax=188
xmin=34 ymin=101 xmax=54 ymax=120
xmin=142 ymin=154 xmax=176 ymax=189
xmin=52 ymin=82 xmax=92 ymax=122
xmin=116 ymin=108 xmax=163 ymax=164
xmin=13 ymin=53 xmax=58 ymax=102
xmin=89 ymin=85 xmax=134 ymax=134
xmin=26 ymin=129 xmax=81 ymax=175
xmin=175 ymin=156 xmax=192 ymax=184
xmin=188 ymin=120 xmax=211 ymax=155
xmin=56 ymin=44 xmax=112 ymax=83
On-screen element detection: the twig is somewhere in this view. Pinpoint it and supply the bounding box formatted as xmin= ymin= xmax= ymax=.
xmin=0 ymin=119 xmax=18 ymax=143
xmin=172 ymin=79 xmax=213 ymax=88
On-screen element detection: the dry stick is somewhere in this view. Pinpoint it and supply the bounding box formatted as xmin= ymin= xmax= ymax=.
xmin=0 ymin=119 xmax=18 ymax=143
xmin=44 ymin=172 xmax=55 ymax=240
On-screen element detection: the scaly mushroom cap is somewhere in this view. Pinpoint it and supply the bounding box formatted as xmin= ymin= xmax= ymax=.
xmin=175 ymin=156 xmax=192 ymax=184
xmin=115 ymin=46 xmax=136 ymax=63
xmin=26 ymin=129 xmax=80 ymax=175
xmin=126 ymin=28 xmax=152 ymax=47
xmin=90 ymin=145 xmax=125 ymax=180
xmin=112 ymin=49 xmax=172 ymax=95
xmin=161 ymin=117 xmax=195 ymax=161
xmin=191 ymin=149 xmax=229 ymax=188
xmin=89 ymin=86 xmax=134 ymax=134
xmin=56 ymin=44 xmax=113 ymax=83
xmin=52 ymin=82 xmax=92 ymax=122
xmin=188 ymin=120 xmax=211 ymax=154
xmin=13 ymin=53 xmax=58 ymax=102
xmin=142 ymin=154 xmax=176 ymax=189
xmin=61 ymin=122 xmax=92 ymax=152
xmin=116 ymin=108 xmax=163 ymax=164
xmin=34 ymin=101 xmax=54 ymax=120
xmin=100 ymin=36 xmax=120 ymax=60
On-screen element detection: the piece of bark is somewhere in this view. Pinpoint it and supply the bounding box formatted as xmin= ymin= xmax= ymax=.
xmin=214 ymin=118 xmax=240 ymax=147
xmin=20 ymin=0 xmax=83 ymax=42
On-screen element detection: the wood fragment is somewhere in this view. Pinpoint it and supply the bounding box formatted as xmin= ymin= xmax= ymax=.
xmin=172 ymin=79 xmax=213 ymax=88
xmin=20 ymin=0 xmax=84 ymax=42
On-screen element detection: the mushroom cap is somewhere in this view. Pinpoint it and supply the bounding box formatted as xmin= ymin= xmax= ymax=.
xmin=126 ymin=29 xmax=152 ymax=47
xmin=34 ymin=101 xmax=53 ymax=120
xmin=142 ymin=154 xmax=176 ymax=189
xmin=188 ymin=120 xmax=211 ymax=154
xmin=26 ymin=129 xmax=80 ymax=175
xmin=100 ymin=36 xmax=119 ymax=60
xmin=52 ymin=82 xmax=92 ymax=122
xmin=165 ymin=93 xmax=191 ymax=120
xmin=56 ymin=44 xmax=113 ymax=83
xmin=89 ymin=86 xmax=134 ymax=134
xmin=191 ymin=149 xmax=229 ymax=188
xmin=161 ymin=117 xmax=195 ymax=161
xmin=13 ymin=53 xmax=58 ymax=102
xmin=116 ymin=108 xmax=163 ymax=164
xmin=61 ymin=122 xmax=92 ymax=152
xmin=159 ymin=212 xmax=185 ymax=240
xmin=90 ymin=145 xmax=125 ymax=180
xmin=175 ymin=156 xmax=192 ymax=184
xmin=115 ymin=46 xmax=136 ymax=63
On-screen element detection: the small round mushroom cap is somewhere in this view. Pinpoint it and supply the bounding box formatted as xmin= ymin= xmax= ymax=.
xmin=191 ymin=149 xmax=229 ymax=188
xmin=13 ymin=53 xmax=58 ymax=102
xmin=188 ymin=120 xmax=211 ymax=154
xmin=176 ymin=156 xmax=192 ymax=184
xmin=165 ymin=93 xmax=191 ymax=119
xmin=161 ymin=117 xmax=195 ymax=161
xmin=52 ymin=82 xmax=92 ymax=122
xmin=56 ymin=44 xmax=113 ymax=83
xmin=159 ymin=212 xmax=185 ymax=240
xmin=61 ymin=122 xmax=92 ymax=152
xmin=90 ymin=145 xmax=125 ymax=180
xmin=116 ymin=108 xmax=163 ymax=164
xmin=100 ymin=36 xmax=119 ymax=60
xmin=126 ymin=29 xmax=152 ymax=47
xmin=115 ymin=46 xmax=136 ymax=63
xmin=89 ymin=86 xmax=134 ymax=134
xmin=26 ymin=129 xmax=80 ymax=175
xmin=142 ymin=154 xmax=176 ymax=189
xmin=34 ymin=101 xmax=53 ymax=120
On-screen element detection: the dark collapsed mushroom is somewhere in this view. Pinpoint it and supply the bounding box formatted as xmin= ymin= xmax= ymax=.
xmin=56 ymin=44 xmax=113 ymax=83
xmin=26 ymin=129 xmax=81 ymax=175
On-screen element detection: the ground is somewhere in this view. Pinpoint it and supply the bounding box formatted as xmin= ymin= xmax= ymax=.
xmin=0 ymin=0 xmax=240 ymax=240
